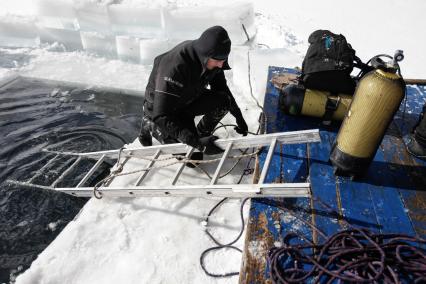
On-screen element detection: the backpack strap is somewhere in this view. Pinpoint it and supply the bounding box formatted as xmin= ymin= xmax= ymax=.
xmin=322 ymin=95 xmax=341 ymax=125
xmin=354 ymin=55 xmax=375 ymax=79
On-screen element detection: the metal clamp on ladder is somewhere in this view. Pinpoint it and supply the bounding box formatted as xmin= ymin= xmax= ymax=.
xmin=8 ymin=129 xmax=321 ymax=198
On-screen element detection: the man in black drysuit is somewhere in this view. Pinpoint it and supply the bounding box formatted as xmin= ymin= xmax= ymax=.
xmin=407 ymin=103 xmax=426 ymax=160
xmin=138 ymin=26 xmax=248 ymax=158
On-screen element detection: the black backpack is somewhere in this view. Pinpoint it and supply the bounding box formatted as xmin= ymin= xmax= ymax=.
xmin=300 ymin=30 xmax=364 ymax=94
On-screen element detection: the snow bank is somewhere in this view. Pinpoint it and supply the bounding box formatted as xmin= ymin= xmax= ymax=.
xmin=253 ymin=0 xmax=426 ymax=78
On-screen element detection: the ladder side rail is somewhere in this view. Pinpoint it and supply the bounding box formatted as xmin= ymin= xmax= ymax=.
xmin=258 ymin=138 xmax=278 ymax=185
xmin=51 ymin=157 xmax=82 ymax=188
xmin=41 ymin=129 xmax=320 ymax=158
xmin=76 ymin=154 xmax=106 ymax=188
xmin=55 ymin=183 xmax=310 ymax=198
xmin=134 ymin=149 xmax=161 ymax=186
xmin=210 ymin=142 xmax=233 ymax=185
xmin=7 ymin=180 xmax=54 ymax=190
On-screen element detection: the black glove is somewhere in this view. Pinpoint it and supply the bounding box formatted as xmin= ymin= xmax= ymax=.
xmin=198 ymin=135 xmax=224 ymax=155
xmin=235 ymin=116 xmax=248 ymax=136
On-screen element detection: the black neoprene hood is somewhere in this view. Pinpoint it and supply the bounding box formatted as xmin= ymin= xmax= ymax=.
xmin=193 ymin=26 xmax=232 ymax=67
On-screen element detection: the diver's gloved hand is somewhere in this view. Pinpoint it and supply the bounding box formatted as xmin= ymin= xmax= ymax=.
xmin=235 ymin=115 xmax=248 ymax=136
xmin=198 ymin=135 xmax=224 ymax=155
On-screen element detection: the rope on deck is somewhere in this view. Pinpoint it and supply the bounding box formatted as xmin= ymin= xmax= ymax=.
xmin=269 ymin=229 xmax=426 ymax=283
xmin=268 ymin=198 xmax=426 ymax=283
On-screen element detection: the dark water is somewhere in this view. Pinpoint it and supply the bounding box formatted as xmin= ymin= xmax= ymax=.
xmin=0 ymin=77 xmax=143 ymax=283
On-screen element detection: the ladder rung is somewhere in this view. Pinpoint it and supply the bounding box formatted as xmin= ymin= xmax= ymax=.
xmin=28 ymin=154 xmax=60 ymax=183
xmin=171 ymin=148 xmax=194 ymax=185
xmin=210 ymin=142 xmax=233 ymax=185
xmin=258 ymin=137 xmax=277 ymax=184
xmin=76 ymin=154 xmax=106 ymax=188
xmin=51 ymin=157 xmax=82 ymax=188
xmin=134 ymin=149 xmax=161 ymax=186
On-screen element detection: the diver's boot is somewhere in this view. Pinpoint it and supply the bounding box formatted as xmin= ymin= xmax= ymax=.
xmin=407 ymin=134 xmax=426 ymax=160
xmin=138 ymin=116 xmax=152 ymax=146
xmin=173 ymin=152 xmax=203 ymax=168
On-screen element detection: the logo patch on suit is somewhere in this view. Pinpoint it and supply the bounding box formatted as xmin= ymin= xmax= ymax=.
xmin=164 ymin=77 xmax=184 ymax=88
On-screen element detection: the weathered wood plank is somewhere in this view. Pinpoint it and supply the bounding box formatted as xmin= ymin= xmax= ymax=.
xmin=309 ymin=131 xmax=343 ymax=241
xmin=367 ymin=138 xmax=416 ymax=235
xmin=240 ymin=67 xmax=312 ymax=284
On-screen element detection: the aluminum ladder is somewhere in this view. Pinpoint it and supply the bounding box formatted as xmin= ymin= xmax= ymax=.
xmin=9 ymin=129 xmax=321 ymax=198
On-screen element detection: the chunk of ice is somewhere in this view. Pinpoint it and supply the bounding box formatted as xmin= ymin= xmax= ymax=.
xmin=109 ymin=4 xmax=165 ymax=38
xmin=116 ymin=35 xmax=141 ymax=63
xmin=80 ymin=31 xmax=116 ymax=58
xmin=38 ymin=27 xmax=83 ymax=51
xmin=75 ymin=2 xmax=111 ymax=34
xmin=35 ymin=0 xmax=78 ymax=29
xmin=35 ymin=0 xmax=76 ymax=18
xmin=139 ymin=38 xmax=169 ymax=65
xmin=163 ymin=6 xmax=215 ymax=41
xmin=217 ymin=1 xmax=256 ymax=45
xmin=164 ymin=1 xmax=256 ymax=45
xmin=0 ymin=17 xmax=39 ymax=47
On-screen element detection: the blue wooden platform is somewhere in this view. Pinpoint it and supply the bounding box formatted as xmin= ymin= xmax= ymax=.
xmin=240 ymin=66 xmax=426 ymax=283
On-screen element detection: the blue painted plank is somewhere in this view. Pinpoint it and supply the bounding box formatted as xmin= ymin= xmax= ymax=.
xmin=267 ymin=67 xmax=316 ymax=278
xmin=380 ymin=135 xmax=426 ymax=238
xmin=336 ymin=177 xmax=381 ymax=232
xmin=368 ymin=137 xmax=417 ymax=235
xmin=309 ymin=130 xmax=343 ymax=241
xmin=390 ymin=83 xmax=426 ymax=238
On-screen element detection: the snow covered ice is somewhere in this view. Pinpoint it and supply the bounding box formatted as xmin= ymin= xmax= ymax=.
xmin=0 ymin=0 xmax=425 ymax=283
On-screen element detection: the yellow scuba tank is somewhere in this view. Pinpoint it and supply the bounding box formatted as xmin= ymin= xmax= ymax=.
xmin=279 ymin=84 xmax=352 ymax=123
xmin=330 ymin=50 xmax=406 ymax=177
